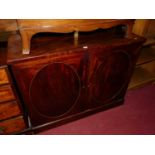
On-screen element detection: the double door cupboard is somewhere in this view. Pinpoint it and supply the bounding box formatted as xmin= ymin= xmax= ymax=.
xmin=7 ymin=22 xmax=145 ymax=132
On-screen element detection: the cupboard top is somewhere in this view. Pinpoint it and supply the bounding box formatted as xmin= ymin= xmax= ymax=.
xmin=7 ymin=30 xmax=145 ymax=63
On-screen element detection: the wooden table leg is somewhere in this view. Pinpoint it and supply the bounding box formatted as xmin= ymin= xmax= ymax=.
xmin=20 ymin=30 xmax=33 ymax=55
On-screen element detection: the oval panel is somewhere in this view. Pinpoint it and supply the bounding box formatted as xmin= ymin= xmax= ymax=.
xmin=92 ymin=51 xmax=131 ymax=103
xmin=29 ymin=62 xmax=80 ymax=117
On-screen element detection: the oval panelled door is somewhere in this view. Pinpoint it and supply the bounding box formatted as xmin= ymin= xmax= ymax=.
xmin=91 ymin=50 xmax=131 ymax=104
xmin=29 ymin=62 xmax=81 ymax=118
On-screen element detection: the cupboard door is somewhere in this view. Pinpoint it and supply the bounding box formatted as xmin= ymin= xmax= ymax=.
xmin=88 ymin=47 xmax=133 ymax=108
xmin=11 ymin=51 xmax=89 ymax=126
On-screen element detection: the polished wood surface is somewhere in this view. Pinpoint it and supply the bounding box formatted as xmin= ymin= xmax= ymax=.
xmin=0 ymin=116 xmax=26 ymax=134
xmin=89 ymin=49 xmax=132 ymax=108
xmin=0 ymin=20 xmax=18 ymax=42
xmin=0 ymin=44 xmax=27 ymax=134
xmin=133 ymin=20 xmax=150 ymax=36
xmin=0 ymin=20 xmax=17 ymax=32
xmin=0 ymin=101 xmax=21 ymax=120
xmin=8 ymin=27 xmax=145 ymax=127
xmin=17 ymin=19 xmax=134 ymax=54
xmin=130 ymin=20 xmax=155 ymax=89
xmin=30 ymin=62 xmax=81 ymax=117
xmin=0 ymin=85 xmax=15 ymax=103
xmin=7 ymin=28 xmax=138 ymax=62
xmin=0 ymin=68 xmax=9 ymax=85
xmin=133 ymin=19 xmax=155 ymax=38
xmin=17 ymin=19 xmax=133 ymax=32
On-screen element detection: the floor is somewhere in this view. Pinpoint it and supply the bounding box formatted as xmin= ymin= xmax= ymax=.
xmin=38 ymin=83 xmax=155 ymax=135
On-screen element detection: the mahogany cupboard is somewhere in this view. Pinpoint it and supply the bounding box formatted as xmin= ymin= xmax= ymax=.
xmin=6 ymin=20 xmax=145 ymax=133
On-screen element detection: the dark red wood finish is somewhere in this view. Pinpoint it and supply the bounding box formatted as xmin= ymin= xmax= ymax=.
xmin=7 ymin=28 xmax=145 ymax=128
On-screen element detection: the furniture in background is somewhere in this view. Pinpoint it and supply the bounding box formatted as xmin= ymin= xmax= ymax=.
xmin=0 ymin=44 xmax=26 ymax=134
xmin=17 ymin=19 xmax=134 ymax=54
xmin=0 ymin=19 xmax=17 ymax=42
xmin=129 ymin=19 xmax=155 ymax=89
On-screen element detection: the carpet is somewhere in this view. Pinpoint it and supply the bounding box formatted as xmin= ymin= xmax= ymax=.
xmin=38 ymin=83 xmax=155 ymax=135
